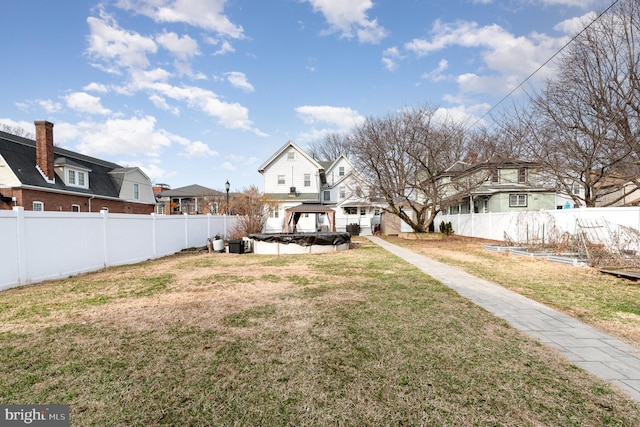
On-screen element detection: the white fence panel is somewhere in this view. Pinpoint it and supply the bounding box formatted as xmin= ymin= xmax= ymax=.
xmin=435 ymin=207 xmax=640 ymax=242
xmin=22 ymin=211 xmax=106 ymax=284
xmin=105 ymin=213 xmax=156 ymax=267
xmin=0 ymin=209 xmax=241 ymax=291
xmin=154 ymin=214 xmax=188 ymax=257
xmin=0 ymin=211 xmax=20 ymax=290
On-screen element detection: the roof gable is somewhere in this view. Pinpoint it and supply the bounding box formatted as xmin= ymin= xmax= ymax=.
xmin=258 ymin=140 xmax=324 ymax=173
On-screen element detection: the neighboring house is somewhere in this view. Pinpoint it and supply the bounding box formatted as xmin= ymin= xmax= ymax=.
xmin=0 ymin=121 xmax=155 ymax=213
xmin=155 ymin=184 xmax=227 ymax=215
xmin=595 ymin=175 xmax=640 ymax=207
xmin=437 ymin=155 xmax=557 ymax=214
xmin=258 ymin=141 xmax=383 ymax=235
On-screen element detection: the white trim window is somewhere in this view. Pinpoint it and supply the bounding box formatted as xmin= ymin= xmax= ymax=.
xmin=304 ymin=174 xmax=311 ymax=187
xmin=323 ymin=190 xmax=331 ymax=201
xmin=32 ymin=201 xmax=44 ymax=211
xmin=277 ymin=175 xmax=285 ymax=185
xmin=71 ymin=204 xmax=81 ymax=212
xmin=509 ymin=194 xmax=528 ymax=207
xmin=339 ymin=166 xmax=345 ymax=177
xmin=66 ymin=168 xmax=89 ymax=189
xmin=339 ymin=186 xmax=345 ymax=199
xmin=287 ymin=151 xmax=295 ymax=160
xmin=133 ymin=183 xmax=140 ymax=200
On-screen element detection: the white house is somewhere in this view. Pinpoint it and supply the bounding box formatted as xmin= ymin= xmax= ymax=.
xmin=258 ymin=141 xmax=383 ymax=235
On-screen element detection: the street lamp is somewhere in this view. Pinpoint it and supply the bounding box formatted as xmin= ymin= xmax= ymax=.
xmin=225 ymin=180 xmax=230 ymax=214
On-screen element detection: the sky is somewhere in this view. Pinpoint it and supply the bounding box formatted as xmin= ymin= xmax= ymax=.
xmin=0 ymin=0 xmax=612 ymax=193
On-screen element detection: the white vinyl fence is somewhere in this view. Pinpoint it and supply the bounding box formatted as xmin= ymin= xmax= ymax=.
xmin=1 ymin=208 xmax=240 ymax=291
xmin=435 ymin=207 xmax=640 ymax=243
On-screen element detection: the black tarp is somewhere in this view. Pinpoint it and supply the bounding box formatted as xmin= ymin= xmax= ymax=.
xmin=248 ymin=232 xmax=351 ymax=246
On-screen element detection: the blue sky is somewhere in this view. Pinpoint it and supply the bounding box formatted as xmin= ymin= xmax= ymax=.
xmin=0 ymin=0 xmax=609 ymax=192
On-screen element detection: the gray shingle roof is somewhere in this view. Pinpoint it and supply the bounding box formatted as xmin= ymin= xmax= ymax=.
xmin=0 ymin=130 xmax=123 ymax=198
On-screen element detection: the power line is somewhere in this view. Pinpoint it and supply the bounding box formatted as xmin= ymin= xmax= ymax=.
xmin=466 ymin=0 xmax=622 ymax=132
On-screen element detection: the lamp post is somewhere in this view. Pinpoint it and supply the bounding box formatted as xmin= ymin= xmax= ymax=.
xmin=225 ymin=180 xmax=230 ymax=214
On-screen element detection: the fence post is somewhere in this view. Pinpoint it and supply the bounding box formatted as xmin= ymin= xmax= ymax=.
xmin=151 ymin=213 xmax=157 ymax=258
xmin=13 ymin=207 xmax=27 ymax=285
xmin=102 ymin=209 xmax=110 ymax=268
xmin=184 ymin=213 xmax=189 ymax=249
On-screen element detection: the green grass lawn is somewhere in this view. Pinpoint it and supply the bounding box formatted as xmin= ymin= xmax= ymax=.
xmin=1 ymin=239 xmax=639 ymax=426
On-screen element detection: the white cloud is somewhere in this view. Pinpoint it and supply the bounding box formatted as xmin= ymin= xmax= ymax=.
xmin=421 ymin=59 xmax=449 ymax=81
xmin=148 ymin=94 xmax=181 ymax=115
xmin=404 ymin=19 xmax=566 ymax=97
xmin=115 ymin=0 xmax=244 ymax=38
xmin=83 ymin=82 xmax=109 ymax=93
xmin=38 ymin=99 xmax=63 ymax=113
xmin=382 ymin=46 xmax=402 ymax=71
xmin=222 ymin=161 xmax=236 ymax=171
xmin=539 ymin=0 xmax=598 ymax=7
xmin=65 ymin=92 xmax=112 ymax=115
xmin=225 ymin=71 xmax=254 ymax=92
xmin=178 ymin=139 xmax=219 ymax=157
xmin=295 ymin=105 xmax=365 ymax=129
xmin=305 ymin=0 xmax=388 ymax=44
xmin=69 ymin=116 xmax=174 ymax=156
xmin=156 ymin=31 xmax=200 ymax=60
xmin=206 ymin=38 xmax=235 ymax=55
xmin=554 ymin=12 xmax=597 ymax=35
xmin=86 ymin=10 xmax=157 ymax=72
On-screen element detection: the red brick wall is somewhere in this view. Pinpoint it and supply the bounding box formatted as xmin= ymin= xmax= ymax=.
xmin=2 ymin=188 xmax=154 ymax=214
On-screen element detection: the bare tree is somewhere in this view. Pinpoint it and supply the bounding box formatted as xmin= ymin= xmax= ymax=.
xmin=228 ymin=186 xmax=276 ymax=239
xmin=307 ymin=132 xmax=353 ymax=161
xmin=349 ymin=105 xmax=470 ymax=232
xmin=524 ymin=0 xmax=640 ymax=207
xmin=1 ymin=124 xmax=34 ymax=139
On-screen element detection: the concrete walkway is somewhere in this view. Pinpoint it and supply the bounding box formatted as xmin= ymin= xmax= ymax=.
xmin=366 ymin=235 xmax=640 ymax=403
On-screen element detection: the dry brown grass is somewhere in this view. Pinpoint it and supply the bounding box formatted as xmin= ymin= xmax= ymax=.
xmin=385 ymin=234 xmax=640 ymax=348
xmin=1 ymin=239 xmax=639 ymax=426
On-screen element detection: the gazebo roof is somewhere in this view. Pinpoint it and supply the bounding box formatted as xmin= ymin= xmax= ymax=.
xmin=285 ymin=203 xmax=335 ymax=212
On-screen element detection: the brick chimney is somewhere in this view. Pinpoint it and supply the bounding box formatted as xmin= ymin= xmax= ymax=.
xmin=34 ymin=120 xmax=55 ymax=181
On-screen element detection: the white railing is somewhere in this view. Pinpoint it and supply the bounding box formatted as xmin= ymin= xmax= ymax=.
xmin=435 ymin=207 xmax=640 ymax=243
xmin=0 ymin=208 xmax=240 ymax=291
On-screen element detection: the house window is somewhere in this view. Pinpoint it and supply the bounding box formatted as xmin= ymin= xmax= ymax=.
xmin=71 ymin=204 xmax=80 ymax=212
xmin=287 ymin=151 xmax=295 ymax=160
xmin=277 ymin=175 xmax=285 ymax=185
xmin=339 ymin=166 xmax=345 ymax=177
xmin=509 ymin=194 xmax=528 ymax=207
xmin=32 ymin=201 xmax=44 ymax=211
xmin=518 ymin=168 xmax=527 ymax=183
xmin=323 ymin=191 xmax=331 ymax=201
xmin=339 ymin=186 xmax=345 ymax=199
xmin=360 ymin=209 xmax=366 ymax=216
xmin=101 ymin=207 xmax=109 ymax=212
xmin=271 ymin=208 xmax=279 ymax=218
xmin=66 ymin=168 xmax=89 ymax=188
xmin=133 ymin=183 xmax=140 ymax=200
xmin=304 ymin=174 xmax=311 ymax=187
xmin=491 ymin=168 xmax=499 ymax=183
xmin=344 ymin=207 xmax=357 ymax=215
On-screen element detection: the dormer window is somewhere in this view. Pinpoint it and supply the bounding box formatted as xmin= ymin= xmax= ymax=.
xmin=55 ymin=158 xmax=91 ymax=189
xmin=66 ymin=168 xmax=89 ymax=189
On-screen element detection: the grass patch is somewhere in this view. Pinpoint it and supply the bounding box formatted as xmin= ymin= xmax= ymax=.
xmin=0 ymin=238 xmax=638 ymax=425
xmin=385 ymin=235 xmax=640 ymax=347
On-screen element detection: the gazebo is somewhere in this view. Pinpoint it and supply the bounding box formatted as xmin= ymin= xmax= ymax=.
xmin=284 ymin=203 xmax=336 ymax=233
